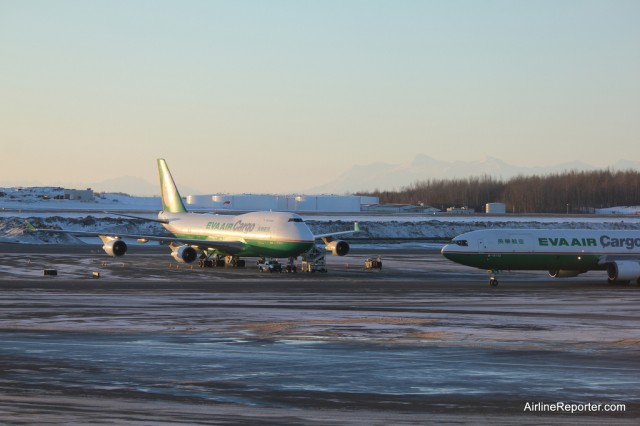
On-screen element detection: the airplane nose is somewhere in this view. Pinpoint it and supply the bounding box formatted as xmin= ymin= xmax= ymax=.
xmin=441 ymin=244 xmax=454 ymax=260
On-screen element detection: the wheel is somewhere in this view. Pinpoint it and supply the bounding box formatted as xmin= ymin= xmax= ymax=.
xmin=489 ymin=277 xmax=499 ymax=287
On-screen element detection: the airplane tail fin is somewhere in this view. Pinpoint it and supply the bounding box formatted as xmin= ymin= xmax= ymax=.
xmin=157 ymin=159 xmax=188 ymax=213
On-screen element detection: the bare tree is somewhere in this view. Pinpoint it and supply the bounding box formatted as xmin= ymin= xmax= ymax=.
xmin=358 ymin=169 xmax=640 ymax=213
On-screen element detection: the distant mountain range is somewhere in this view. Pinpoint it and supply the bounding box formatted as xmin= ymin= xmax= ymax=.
xmin=306 ymin=155 xmax=640 ymax=194
xmin=5 ymin=156 xmax=639 ymax=197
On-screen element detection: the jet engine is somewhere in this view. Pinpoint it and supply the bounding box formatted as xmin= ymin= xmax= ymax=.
xmin=548 ymin=270 xmax=581 ymax=278
xmin=171 ymin=244 xmax=198 ymax=263
xmin=325 ymin=240 xmax=350 ymax=256
xmin=607 ymin=261 xmax=640 ymax=283
xmin=102 ymin=238 xmax=127 ymax=257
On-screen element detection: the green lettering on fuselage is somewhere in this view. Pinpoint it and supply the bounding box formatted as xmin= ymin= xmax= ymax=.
xmin=206 ymin=221 xmax=234 ymax=231
xmin=538 ymin=237 xmax=597 ymax=247
xmin=205 ymin=220 xmax=257 ymax=233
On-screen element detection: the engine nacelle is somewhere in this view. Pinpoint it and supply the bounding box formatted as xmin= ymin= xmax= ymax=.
xmin=171 ymin=245 xmax=198 ymax=263
xmin=325 ymin=240 xmax=350 ymax=256
xmin=607 ymin=261 xmax=640 ymax=282
xmin=548 ymin=269 xmax=581 ymax=278
xmin=102 ymin=238 xmax=127 ymax=257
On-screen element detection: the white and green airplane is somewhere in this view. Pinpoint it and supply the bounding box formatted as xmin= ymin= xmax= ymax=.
xmin=441 ymin=228 xmax=640 ymax=286
xmin=34 ymin=159 xmax=358 ymax=267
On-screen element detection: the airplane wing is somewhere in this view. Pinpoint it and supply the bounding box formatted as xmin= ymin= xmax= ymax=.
xmin=106 ymin=212 xmax=171 ymax=224
xmin=314 ymin=222 xmax=360 ymax=241
xmin=598 ymin=254 xmax=640 ymax=264
xmin=27 ymin=223 xmax=174 ymax=244
xmin=26 ymin=223 xmax=247 ymax=255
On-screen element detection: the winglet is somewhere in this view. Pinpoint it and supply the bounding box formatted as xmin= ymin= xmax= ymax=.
xmin=354 ymin=222 xmax=360 ymax=232
xmin=157 ymin=159 xmax=188 ymax=213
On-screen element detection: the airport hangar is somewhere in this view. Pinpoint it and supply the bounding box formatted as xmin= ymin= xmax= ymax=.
xmin=184 ymin=193 xmax=452 ymax=214
xmin=185 ymin=194 xmax=380 ymax=213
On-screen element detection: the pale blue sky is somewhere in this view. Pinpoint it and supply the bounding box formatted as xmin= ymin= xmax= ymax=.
xmin=1 ymin=0 xmax=639 ymax=195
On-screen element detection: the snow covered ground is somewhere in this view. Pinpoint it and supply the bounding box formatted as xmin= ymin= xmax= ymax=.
xmin=0 ymin=187 xmax=159 ymax=211
xmin=2 ymin=187 xmax=640 ymax=245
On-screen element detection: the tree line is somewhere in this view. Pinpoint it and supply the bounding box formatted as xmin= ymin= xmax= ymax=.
xmin=358 ymin=169 xmax=640 ymax=214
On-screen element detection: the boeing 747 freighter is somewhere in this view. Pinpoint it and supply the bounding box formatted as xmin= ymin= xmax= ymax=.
xmin=32 ymin=159 xmax=357 ymax=270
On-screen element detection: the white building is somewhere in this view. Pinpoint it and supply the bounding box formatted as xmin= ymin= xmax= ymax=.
xmin=485 ymin=202 xmax=507 ymax=214
xmin=186 ymin=194 xmax=378 ymax=213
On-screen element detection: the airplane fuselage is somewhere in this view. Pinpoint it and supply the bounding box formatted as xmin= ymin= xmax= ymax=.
xmin=441 ymin=229 xmax=640 ymax=272
xmin=159 ymin=210 xmax=315 ymax=258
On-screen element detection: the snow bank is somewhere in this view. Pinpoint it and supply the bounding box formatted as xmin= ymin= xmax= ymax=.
xmin=3 ymin=214 xmax=640 ymax=245
xmin=0 ymin=216 xmax=168 ymax=244
xmin=0 ymin=187 xmax=159 ymax=211
xmin=306 ymin=218 xmax=640 ymax=240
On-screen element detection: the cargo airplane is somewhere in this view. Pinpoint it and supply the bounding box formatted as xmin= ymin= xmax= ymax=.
xmin=441 ymin=228 xmax=640 ymax=286
xmin=32 ymin=159 xmax=358 ymax=269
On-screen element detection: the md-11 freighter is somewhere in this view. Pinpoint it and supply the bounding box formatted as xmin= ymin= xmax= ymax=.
xmin=441 ymin=228 xmax=640 ymax=286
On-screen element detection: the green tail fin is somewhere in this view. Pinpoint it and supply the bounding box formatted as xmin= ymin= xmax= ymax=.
xmin=157 ymin=159 xmax=188 ymax=213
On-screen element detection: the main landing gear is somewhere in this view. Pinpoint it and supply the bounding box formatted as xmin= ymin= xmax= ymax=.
xmin=198 ymin=253 xmax=245 ymax=268
xmin=489 ymin=276 xmax=499 ymax=287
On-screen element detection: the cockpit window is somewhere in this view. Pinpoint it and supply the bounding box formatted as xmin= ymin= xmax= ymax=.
xmin=455 ymin=240 xmax=468 ymax=247
xmin=288 ymin=218 xmax=304 ymax=223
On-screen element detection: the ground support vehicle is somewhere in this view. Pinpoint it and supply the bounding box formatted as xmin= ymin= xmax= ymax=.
xmin=258 ymin=259 xmax=282 ymax=273
xmin=365 ymin=257 xmax=382 ymax=270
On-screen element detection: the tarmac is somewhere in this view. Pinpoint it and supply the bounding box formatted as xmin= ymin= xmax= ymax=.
xmin=1 ymin=243 xmax=639 ymax=424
